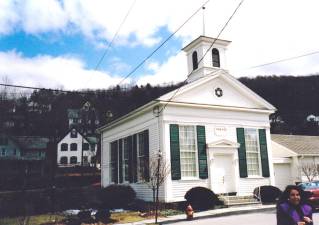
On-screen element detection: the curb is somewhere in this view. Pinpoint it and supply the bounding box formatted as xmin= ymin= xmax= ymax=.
xmin=122 ymin=204 xmax=276 ymax=225
xmin=160 ymin=205 xmax=276 ymax=224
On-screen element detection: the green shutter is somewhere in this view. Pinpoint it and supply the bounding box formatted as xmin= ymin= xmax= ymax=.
xmin=236 ymin=128 xmax=248 ymax=178
xmin=259 ymin=129 xmax=270 ymax=177
xmin=197 ymin=126 xmax=208 ymax=179
xmin=144 ymin=130 xmax=150 ymax=182
xmin=132 ymin=134 xmax=138 ymax=183
xmin=128 ymin=136 xmax=133 ymax=183
xmin=170 ymin=124 xmax=181 ymax=180
xmin=118 ymin=139 xmax=123 ymax=183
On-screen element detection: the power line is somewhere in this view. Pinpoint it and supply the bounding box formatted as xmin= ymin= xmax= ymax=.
xmin=240 ymin=50 xmax=319 ymax=71
xmin=159 ymin=0 xmax=245 ymax=115
xmin=94 ymin=0 xmax=137 ymax=71
xmin=117 ymin=0 xmax=211 ymax=86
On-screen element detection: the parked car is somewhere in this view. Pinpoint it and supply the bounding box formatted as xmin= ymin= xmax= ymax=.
xmin=298 ymin=181 xmax=319 ymax=209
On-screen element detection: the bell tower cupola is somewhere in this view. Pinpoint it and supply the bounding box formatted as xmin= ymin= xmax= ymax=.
xmin=182 ymin=36 xmax=231 ymax=83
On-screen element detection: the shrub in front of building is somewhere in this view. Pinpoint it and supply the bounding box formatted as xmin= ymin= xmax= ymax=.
xmin=99 ymin=184 xmax=136 ymax=209
xmin=184 ymin=187 xmax=222 ymax=210
xmin=253 ymin=185 xmax=282 ymax=203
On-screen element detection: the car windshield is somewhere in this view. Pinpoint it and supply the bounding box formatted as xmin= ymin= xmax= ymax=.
xmin=299 ymin=181 xmax=319 ymax=190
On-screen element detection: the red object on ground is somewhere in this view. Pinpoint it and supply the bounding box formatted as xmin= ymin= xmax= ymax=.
xmin=186 ymin=204 xmax=194 ymax=220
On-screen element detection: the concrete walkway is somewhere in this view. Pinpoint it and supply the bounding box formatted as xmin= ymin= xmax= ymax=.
xmin=118 ymin=204 xmax=276 ymax=224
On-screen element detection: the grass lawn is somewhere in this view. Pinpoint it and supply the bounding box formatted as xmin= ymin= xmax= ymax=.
xmin=0 ymin=209 xmax=183 ymax=225
xmin=0 ymin=214 xmax=66 ymax=225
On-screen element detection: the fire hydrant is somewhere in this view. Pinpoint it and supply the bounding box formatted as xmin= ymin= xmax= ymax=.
xmin=185 ymin=204 xmax=194 ymax=220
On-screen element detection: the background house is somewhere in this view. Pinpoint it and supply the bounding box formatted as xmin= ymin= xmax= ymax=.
xmin=67 ymin=101 xmax=100 ymax=135
xmin=272 ymin=134 xmax=319 ymax=190
xmin=57 ymin=128 xmax=98 ymax=167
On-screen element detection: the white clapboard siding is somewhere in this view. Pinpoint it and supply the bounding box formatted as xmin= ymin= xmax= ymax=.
xmin=237 ymin=178 xmax=271 ymax=195
xmin=168 ymin=180 xmax=209 ymax=202
xmin=101 ymin=110 xmax=161 ymax=201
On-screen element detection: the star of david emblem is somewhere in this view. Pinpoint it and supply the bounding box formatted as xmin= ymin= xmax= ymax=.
xmin=215 ymin=88 xmax=223 ymax=97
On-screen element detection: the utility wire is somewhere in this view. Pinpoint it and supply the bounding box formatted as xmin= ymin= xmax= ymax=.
xmin=159 ymin=0 xmax=245 ymax=115
xmin=117 ymin=0 xmax=211 ymax=86
xmin=94 ymin=0 xmax=137 ymax=71
xmin=239 ymin=50 xmax=319 ymax=71
xmin=3 ymin=47 xmax=319 ymax=95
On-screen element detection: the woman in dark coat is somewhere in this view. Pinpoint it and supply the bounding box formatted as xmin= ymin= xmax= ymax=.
xmin=277 ymin=185 xmax=313 ymax=225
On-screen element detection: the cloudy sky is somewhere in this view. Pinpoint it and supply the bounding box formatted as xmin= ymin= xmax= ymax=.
xmin=1 ymin=0 xmax=319 ymax=90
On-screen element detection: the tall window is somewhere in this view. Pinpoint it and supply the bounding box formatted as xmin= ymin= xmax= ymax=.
xmin=61 ymin=143 xmax=68 ymax=151
xmin=245 ymin=129 xmax=260 ymax=176
xmin=138 ymin=132 xmax=146 ymax=181
xmin=179 ymin=125 xmax=197 ymax=178
xmin=60 ymin=156 xmax=68 ymax=164
xmin=123 ymin=138 xmax=129 ymax=182
xmin=70 ymin=143 xmax=77 ymax=151
xmin=1 ymin=148 xmax=6 ymax=156
xmin=110 ymin=141 xmax=118 ymax=183
xmin=70 ymin=156 xmax=77 ymax=164
xmin=212 ymin=48 xmax=220 ymax=67
xmin=192 ymin=51 xmax=198 ymax=70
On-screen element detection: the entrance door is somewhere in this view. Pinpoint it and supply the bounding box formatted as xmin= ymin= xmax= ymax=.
xmin=212 ymin=155 xmax=235 ymax=193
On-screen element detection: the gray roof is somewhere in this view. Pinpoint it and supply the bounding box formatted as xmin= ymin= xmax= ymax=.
xmin=13 ymin=136 xmax=49 ymax=150
xmin=86 ymin=136 xmax=98 ymax=144
xmin=271 ymin=134 xmax=319 ymax=155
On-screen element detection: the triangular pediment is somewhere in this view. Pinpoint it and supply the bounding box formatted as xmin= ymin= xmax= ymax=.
xmin=158 ymin=70 xmax=276 ymax=111
xmin=207 ymin=139 xmax=240 ymax=148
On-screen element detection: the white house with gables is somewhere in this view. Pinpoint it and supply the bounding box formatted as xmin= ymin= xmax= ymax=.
xmin=57 ymin=128 xmax=98 ymax=167
xmin=99 ymin=36 xmax=277 ymax=202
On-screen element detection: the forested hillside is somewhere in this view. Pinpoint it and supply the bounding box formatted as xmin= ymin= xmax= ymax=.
xmin=2 ymin=75 xmax=319 ymax=138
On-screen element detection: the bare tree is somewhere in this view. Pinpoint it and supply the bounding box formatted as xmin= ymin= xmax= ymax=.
xmin=146 ymin=154 xmax=170 ymax=223
xmin=300 ymin=162 xmax=318 ymax=182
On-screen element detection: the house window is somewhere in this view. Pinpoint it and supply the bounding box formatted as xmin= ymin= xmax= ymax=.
xmin=212 ymin=48 xmax=220 ymax=67
xmin=60 ymin=156 xmax=68 ymax=164
xmin=192 ymin=51 xmax=198 ymax=70
xmin=61 ymin=143 xmax=68 ymax=151
xmin=179 ymin=125 xmax=197 ymax=178
xmin=244 ymin=128 xmax=261 ymax=176
xmin=70 ymin=129 xmax=77 ymax=138
xmin=82 ymin=143 xmax=89 ymax=151
xmin=1 ymin=148 xmax=6 ymax=156
xmin=70 ymin=143 xmax=77 ymax=151
xmin=123 ymin=138 xmax=129 ymax=182
xmin=70 ymin=156 xmax=77 ymax=164
xmin=110 ymin=141 xmax=118 ymax=183
xmin=138 ymin=132 xmax=146 ymax=181
xmin=83 ymin=156 xmax=88 ymax=164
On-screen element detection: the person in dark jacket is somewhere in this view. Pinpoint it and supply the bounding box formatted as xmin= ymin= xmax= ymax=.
xmin=277 ymin=185 xmax=313 ymax=225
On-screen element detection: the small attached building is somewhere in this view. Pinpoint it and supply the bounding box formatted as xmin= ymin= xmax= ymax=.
xmin=272 ymin=134 xmax=319 ymax=190
xmin=99 ymin=36 xmax=276 ymax=202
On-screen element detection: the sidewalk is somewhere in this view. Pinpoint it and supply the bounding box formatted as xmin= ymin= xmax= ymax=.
xmin=119 ymin=204 xmax=276 ymax=225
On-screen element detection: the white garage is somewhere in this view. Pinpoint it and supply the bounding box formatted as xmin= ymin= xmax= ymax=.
xmin=273 ymin=162 xmax=293 ymax=190
xmin=271 ymin=138 xmax=298 ymax=190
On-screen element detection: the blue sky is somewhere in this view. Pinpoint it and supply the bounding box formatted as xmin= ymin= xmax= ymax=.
xmin=1 ymin=0 xmax=319 ymax=90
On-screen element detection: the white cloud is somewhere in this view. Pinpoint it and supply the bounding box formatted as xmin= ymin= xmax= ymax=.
xmin=137 ymin=52 xmax=187 ymax=86
xmin=0 ymin=51 xmax=126 ymax=90
xmin=1 ymin=0 xmax=319 ymax=88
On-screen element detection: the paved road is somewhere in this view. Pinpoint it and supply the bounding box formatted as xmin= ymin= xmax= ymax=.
xmin=172 ymin=210 xmax=319 ymax=225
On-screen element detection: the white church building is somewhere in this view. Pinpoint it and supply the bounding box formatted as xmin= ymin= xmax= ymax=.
xmin=99 ymin=36 xmax=277 ymax=202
